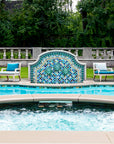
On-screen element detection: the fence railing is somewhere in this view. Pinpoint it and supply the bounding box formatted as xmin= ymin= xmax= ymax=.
xmin=0 ymin=47 xmax=114 ymax=67
xmin=40 ymin=47 xmax=114 ymax=60
xmin=0 ymin=47 xmax=33 ymax=60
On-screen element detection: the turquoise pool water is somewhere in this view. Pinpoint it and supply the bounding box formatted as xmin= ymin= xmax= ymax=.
xmin=0 ymin=85 xmax=114 ymax=96
xmin=0 ymin=103 xmax=113 ymax=131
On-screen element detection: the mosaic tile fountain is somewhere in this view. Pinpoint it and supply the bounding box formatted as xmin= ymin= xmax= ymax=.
xmin=29 ymin=50 xmax=86 ymax=84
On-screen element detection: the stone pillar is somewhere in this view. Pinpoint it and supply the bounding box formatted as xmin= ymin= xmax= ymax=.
xmin=32 ymin=47 xmax=41 ymax=60
xmin=83 ymin=48 xmax=92 ymax=59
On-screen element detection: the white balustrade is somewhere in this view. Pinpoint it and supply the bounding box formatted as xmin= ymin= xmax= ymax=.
xmin=0 ymin=47 xmax=114 ymax=67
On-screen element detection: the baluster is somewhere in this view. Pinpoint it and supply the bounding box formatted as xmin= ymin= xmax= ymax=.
xmin=104 ymin=50 xmax=106 ymax=56
xmin=96 ymin=49 xmax=99 ymax=58
xmin=26 ymin=49 xmax=28 ymax=59
xmin=75 ymin=49 xmax=78 ymax=56
xmin=111 ymin=50 xmax=113 ymax=59
xmin=3 ymin=49 xmax=6 ymax=59
xmin=11 ymin=49 xmax=13 ymax=59
xmin=18 ymin=49 xmax=21 ymax=59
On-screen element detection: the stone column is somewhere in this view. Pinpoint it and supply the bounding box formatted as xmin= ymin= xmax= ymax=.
xmin=83 ymin=47 xmax=92 ymax=59
xmin=32 ymin=47 xmax=41 ymax=60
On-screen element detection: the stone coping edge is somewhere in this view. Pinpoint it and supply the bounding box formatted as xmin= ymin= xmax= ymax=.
xmin=0 ymin=131 xmax=114 ymax=144
xmin=0 ymin=81 xmax=114 ymax=87
xmin=0 ymin=93 xmax=114 ymax=104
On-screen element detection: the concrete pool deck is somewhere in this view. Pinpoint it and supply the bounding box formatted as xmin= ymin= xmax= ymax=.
xmin=0 ymin=79 xmax=114 ymax=144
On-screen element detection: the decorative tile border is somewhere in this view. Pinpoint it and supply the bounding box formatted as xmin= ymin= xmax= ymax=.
xmin=28 ymin=50 xmax=86 ymax=84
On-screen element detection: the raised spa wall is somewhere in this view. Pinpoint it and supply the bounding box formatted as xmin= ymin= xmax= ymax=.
xmin=28 ymin=50 xmax=86 ymax=84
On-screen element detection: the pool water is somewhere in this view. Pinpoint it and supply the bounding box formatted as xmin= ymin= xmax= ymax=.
xmin=0 ymin=85 xmax=114 ymax=96
xmin=0 ymin=103 xmax=114 ymax=131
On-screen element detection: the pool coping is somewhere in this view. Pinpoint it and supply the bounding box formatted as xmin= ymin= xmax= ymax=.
xmin=0 ymin=93 xmax=114 ymax=104
xmin=0 ymin=79 xmax=114 ymax=87
xmin=0 ymin=131 xmax=114 ymax=144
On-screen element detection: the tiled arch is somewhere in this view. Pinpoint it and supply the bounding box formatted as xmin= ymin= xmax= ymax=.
xmin=29 ymin=50 xmax=86 ymax=84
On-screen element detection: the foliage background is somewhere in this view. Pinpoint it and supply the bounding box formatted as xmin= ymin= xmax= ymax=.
xmin=0 ymin=0 xmax=114 ymax=47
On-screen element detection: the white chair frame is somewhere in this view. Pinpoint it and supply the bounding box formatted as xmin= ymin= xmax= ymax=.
xmin=93 ymin=63 xmax=114 ymax=82
xmin=0 ymin=63 xmax=21 ymax=81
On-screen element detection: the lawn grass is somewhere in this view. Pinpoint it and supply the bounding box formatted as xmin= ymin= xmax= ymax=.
xmin=0 ymin=67 xmax=113 ymax=80
xmin=86 ymin=68 xmax=93 ymax=79
xmin=20 ymin=67 xmax=28 ymax=78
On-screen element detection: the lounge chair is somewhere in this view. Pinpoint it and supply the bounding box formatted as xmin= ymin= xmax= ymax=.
xmin=93 ymin=63 xmax=114 ymax=82
xmin=0 ymin=63 xmax=21 ymax=81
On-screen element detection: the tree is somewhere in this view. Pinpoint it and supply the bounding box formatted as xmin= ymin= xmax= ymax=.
xmin=0 ymin=0 xmax=113 ymax=47
xmin=0 ymin=0 xmax=14 ymax=46
xmin=77 ymin=0 xmax=114 ymax=47
xmin=11 ymin=0 xmax=71 ymax=46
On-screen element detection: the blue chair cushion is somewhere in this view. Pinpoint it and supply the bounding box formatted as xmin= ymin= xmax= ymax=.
xmin=95 ymin=70 xmax=114 ymax=74
xmin=6 ymin=63 xmax=19 ymax=71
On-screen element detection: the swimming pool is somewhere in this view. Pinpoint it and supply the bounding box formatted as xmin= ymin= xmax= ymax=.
xmin=0 ymin=103 xmax=113 ymax=131
xmin=0 ymin=85 xmax=114 ymax=96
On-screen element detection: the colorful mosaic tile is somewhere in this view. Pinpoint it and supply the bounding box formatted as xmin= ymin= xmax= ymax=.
xmin=30 ymin=51 xmax=86 ymax=84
